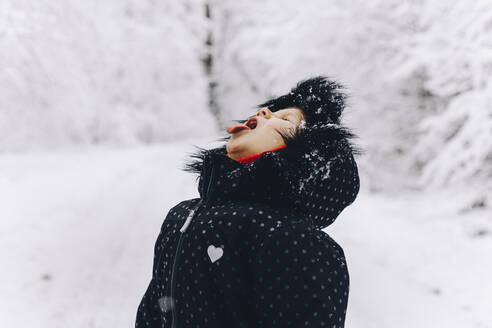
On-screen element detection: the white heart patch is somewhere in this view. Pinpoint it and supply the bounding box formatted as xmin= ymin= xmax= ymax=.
xmin=207 ymin=245 xmax=223 ymax=263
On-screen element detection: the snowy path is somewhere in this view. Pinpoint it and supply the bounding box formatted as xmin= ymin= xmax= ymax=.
xmin=331 ymin=187 xmax=492 ymax=328
xmin=1 ymin=143 xmax=490 ymax=327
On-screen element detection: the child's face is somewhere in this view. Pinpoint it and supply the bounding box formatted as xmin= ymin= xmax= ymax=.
xmin=226 ymin=107 xmax=305 ymax=161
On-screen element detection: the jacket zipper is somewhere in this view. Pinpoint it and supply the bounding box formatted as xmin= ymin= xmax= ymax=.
xmin=170 ymin=163 xmax=215 ymax=328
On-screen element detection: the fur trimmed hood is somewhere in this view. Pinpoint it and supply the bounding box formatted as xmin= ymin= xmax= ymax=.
xmin=182 ymin=76 xmax=362 ymax=230
xmin=182 ymin=122 xmax=361 ymax=230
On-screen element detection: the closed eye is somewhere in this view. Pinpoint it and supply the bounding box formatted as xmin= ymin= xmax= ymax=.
xmin=275 ymin=111 xmax=295 ymax=123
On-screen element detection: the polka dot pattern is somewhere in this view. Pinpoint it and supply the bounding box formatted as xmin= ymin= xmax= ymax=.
xmin=136 ymin=125 xmax=360 ymax=327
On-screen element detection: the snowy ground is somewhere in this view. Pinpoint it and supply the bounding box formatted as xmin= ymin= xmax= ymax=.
xmin=1 ymin=141 xmax=491 ymax=328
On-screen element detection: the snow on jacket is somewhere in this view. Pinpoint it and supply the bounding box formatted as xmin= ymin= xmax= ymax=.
xmin=135 ymin=122 xmax=361 ymax=328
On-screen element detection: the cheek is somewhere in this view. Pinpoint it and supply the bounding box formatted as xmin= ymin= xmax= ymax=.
xmin=265 ymin=120 xmax=293 ymax=136
xmin=264 ymin=120 xmax=290 ymax=132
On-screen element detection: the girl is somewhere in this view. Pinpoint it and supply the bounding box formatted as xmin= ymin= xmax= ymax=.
xmin=136 ymin=76 xmax=361 ymax=327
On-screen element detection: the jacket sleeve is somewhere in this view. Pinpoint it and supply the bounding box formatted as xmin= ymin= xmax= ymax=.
xmin=135 ymin=278 xmax=163 ymax=327
xmin=250 ymin=224 xmax=350 ymax=327
xmin=135 ymin=225 xmax=169 ymax=327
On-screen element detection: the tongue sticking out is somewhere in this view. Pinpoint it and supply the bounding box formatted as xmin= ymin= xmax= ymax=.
xmin=226 ymin=125 xmax=250 ymax=134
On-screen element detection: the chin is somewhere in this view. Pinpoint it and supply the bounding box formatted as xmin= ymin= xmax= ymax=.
xmin=226 ymin=139 xmax=242 ymax=154
xmin=227 ymin=137 xmax=253 ymax=156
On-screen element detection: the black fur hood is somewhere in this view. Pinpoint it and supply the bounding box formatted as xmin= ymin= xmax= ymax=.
xmin=182 ymin=76 xmax=362 ymax=230
xmin=182 ymin=121 xmax=361 ymax=230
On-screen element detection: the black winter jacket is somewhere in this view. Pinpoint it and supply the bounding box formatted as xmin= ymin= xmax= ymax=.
xmin=135 ymin=123 xmax=360 ymax=328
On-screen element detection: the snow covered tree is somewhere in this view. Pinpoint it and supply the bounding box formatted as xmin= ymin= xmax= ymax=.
xmin=401 ymin=0 xmax=492 ymax=190
xmin=2 ymin=0 xmax=490 ymax=204
xmin=0 ymin=0 xmax=216 ymax=151
xmin=209 ymin=0 xmax=492 ymax=203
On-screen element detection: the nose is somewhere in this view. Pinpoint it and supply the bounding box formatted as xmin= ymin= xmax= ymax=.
xmin=256 ymin=107 xmax=272 ymax=119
